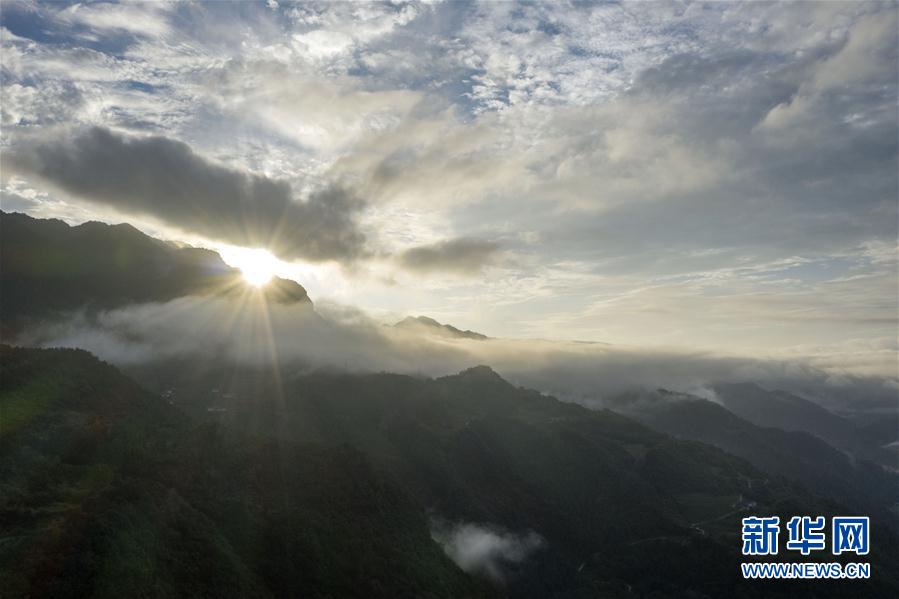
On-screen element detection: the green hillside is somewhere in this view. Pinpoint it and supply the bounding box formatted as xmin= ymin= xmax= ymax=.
xmin=124 ymin=359 xmax=899 ymax=598
xmin=0 ymin=346 xmax=483 ymax=599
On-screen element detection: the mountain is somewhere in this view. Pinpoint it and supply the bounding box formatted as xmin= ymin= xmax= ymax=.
xmin=0 ymin=345 xmax=485 ymax=599
xmin=607 ymin=390 xmax=899 ymax=523
xmin=0 ymin=211 xmax=311 ymax=334
xmin=854 ymin=412 xmax=899 ymax=447
xmin=4 ymin=211 xmax=899 ymax=597
xmin=123 ymin=358 xmax=899 ymax=598
xmin=4 ymin=347 xmax=899 ymax=597
xmin=713 ymin=383 xmax=852 ymax=441
xmin=712 ymin=382 xmax=894 ymax=466
xmin=395 ymin=316 xmax=488 ymax=340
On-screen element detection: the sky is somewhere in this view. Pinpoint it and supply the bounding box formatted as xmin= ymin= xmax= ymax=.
xmin=1 ymin=0 xmax=897 ymax=376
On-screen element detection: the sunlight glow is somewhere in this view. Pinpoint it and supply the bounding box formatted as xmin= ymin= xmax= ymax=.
xmin=219 ymin=247 xmax=280 ymax=287
xmin=216 ymin=243 xmax=343 ymax=300
xmin=243 ymin=267 xmax=273 ymax=287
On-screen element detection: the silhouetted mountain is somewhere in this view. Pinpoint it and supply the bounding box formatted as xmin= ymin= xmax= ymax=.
xmin=395 ymin=316 xmax=488 ymax=340
xmin=714 ymin=383 xmax=849 ymax=440
xmin=0 ymin=211 xmax=311 ymax=334
xmin=607 ymin=390 xmax=899 ymax=523
xmin=713 ymin=382 xmax=894 ymax=466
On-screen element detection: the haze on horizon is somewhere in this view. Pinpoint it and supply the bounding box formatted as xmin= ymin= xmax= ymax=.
xmin=1 ymin=0 xmax=897 ymax=378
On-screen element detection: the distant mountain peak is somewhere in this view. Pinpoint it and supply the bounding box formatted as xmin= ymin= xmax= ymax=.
xmin=394 ymin=315 xmax=488 ymax=340
xmin=711 ymin=381 xmax=855 ymax=450
xmin=258 ymin=277 xmax=311 ymax=304
xmin=454 ymin=365 xmax=508 ymax=385
xmin=460 ymin=364 xmax=500 ymax=377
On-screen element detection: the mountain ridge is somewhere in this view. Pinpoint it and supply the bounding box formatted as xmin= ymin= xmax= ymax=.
xmin=607 ymin=388 xmax=899 ymax=524
xmin=0 ymin=211 xmax=312 ymax=335
xmin=395 ymin=316 xmax=489 ymax=340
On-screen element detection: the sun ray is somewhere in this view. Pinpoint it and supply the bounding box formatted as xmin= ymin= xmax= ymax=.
xmin=218 ymin=246 xmax=281 ymax=287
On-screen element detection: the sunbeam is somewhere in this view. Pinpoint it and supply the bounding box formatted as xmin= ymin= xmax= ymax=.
xmin=219 ymin=246 xmax=281 ymax=287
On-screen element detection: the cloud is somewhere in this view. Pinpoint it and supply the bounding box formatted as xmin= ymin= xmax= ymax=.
xmin=430 ymin=519 xmax=543 ymax=583
xmin=398 ymin=237 xmax=500 ymax=276
xmin=56 ymin=1 xmax=174 ymax=39
xmin=8 ymin=127 xmax=367 ymax=262
xmin=2 ymin=1 xmax=895 ymax=362
xmin=14 ymin=296 xmax=897 ymax=413
xmin=1 ymin=81 xmax=84 ymax=127
xmin=205 ymin=60 xmax=425 ymax=153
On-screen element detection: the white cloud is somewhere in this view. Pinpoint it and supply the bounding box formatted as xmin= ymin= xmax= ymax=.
xmin=1 ymin=0 xmax=895 ymax=367
xmin=430 ymin=520 xmax=543 ymax=583
xmin=207 ymin=60 xmax=423 ymax=152
xmin=57 ymin=1 xmax=175 ymax=39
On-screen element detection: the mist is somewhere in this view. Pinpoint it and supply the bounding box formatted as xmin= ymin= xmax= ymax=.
xmin=430 ymin=519 xmax=543 ymax=583
xmin=14 ymin=295 xmax=898 ymax=412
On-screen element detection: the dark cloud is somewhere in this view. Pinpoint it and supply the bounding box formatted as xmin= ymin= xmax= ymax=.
xmin=399 ymin=237 xmax=499 ymax=275
xmin=8 ymin=127 xmax=367 ymax=262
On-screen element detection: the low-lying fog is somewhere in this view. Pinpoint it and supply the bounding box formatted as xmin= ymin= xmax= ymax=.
xmin=15 ymin=295 xmax=898 ymax=413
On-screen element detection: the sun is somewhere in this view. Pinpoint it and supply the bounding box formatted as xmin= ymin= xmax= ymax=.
xmin=219 ymin=246 xmax=280 ymax=287
xmin=242 ymin=264 xmax=275 ymax=287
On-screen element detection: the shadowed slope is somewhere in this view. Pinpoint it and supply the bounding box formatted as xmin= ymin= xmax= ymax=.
xmin=0 ymin=346 xmax=483 ymax=599
xmin=0 ymin=212 xmax=312 ymax=335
